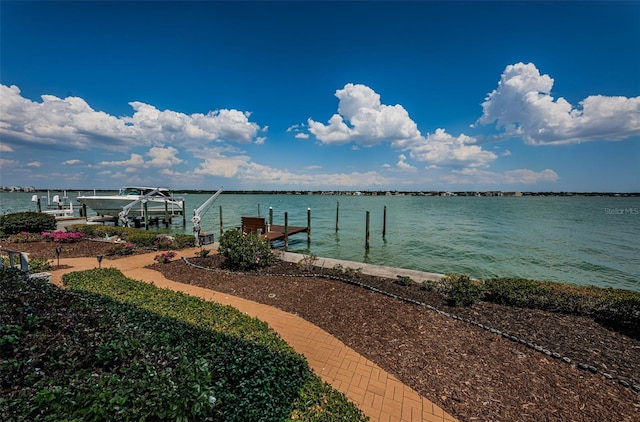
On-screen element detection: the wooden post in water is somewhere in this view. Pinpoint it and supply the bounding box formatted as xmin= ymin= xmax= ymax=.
xmin=182 ymin=200 xmax=186 ymax=227
xmin=36 ymin=197 xmax=42 ymax=213
xmin=258 ymin=203 xmax=261 ymax=218
xmin=365 ymin=211 xmax=370 ymax=250
xmin=307 ymin=208 xmax=311 ymax=245
xmin=143 ymin=201 xmax=149 ymax=230
xmin=335 ymin=201 xmax=339 ymax=232
xmin=81 ymin=203 xmax=87 ymax=218
xmin=269 ymin=207 xmax=273 ymax=226
xmin=164 ymin=201 xmax=170 ymax=228
xmin=284 ymin=211 xmax=289 ymax=250
xmin=383 ymin=205 xmax=387 ymax=239
xmin=219 ymin=206 xmax=224 ymax=235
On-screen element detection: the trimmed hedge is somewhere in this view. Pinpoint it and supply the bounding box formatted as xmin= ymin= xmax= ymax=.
xmin=0 ymin=212 xmax=56 ymax=235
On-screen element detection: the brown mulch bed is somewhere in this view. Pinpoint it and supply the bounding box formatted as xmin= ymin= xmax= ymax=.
xmin=6 ymin=240 xmax=640 ymax=421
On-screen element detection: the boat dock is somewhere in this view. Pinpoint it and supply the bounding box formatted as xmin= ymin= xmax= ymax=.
xmin=241 ymin=216 xmax=309 ymax=245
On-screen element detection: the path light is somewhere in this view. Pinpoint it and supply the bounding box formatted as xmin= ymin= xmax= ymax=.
xmin=97 ymin=255 xmax=103 ymax=268
xmin=55 ymin=247 xmax=62 ymax=268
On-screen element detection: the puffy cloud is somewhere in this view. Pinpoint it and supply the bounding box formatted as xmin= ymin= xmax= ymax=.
xmin=147 ymin=146 xmax=183 ymax=167
xmin=396 ymin=154 xmax=416 ymax=170
xmin=308 ymin=83 xmax=422 ymax=146
xmin=0 ymin=85 xmax=137 ymax=150
xmin=0 ymin=84 xmax=264 ymax=153
xmin=191 ymin=147 xmax=389 ymax=187
xmin=127 ymin=102 xmax=261 ymax=145
xmin=27 ymin=161 xmax=42 ymax=167
xmin=409 ymin=129 xmax=497 ymax=167
xmin=62 ymin=159 xmax=82 ymax=165
xmin=0 ymin=144 xmax=14 ymax=152
xmin=478 ymin=62 xmax=640 ymax=145
xmin=307 ymin=83 xmax=496 ymax=168
xmin=97 ymin=147 xmax=183 ymax=170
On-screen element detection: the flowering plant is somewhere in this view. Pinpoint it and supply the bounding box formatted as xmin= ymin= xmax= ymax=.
xmin=154 ymin=251 xmax=176 ymax=264
xmin=106 ymin=242 xmax=134 ymax=256
xmin=42 ymin=231 xmax=84 ymax=243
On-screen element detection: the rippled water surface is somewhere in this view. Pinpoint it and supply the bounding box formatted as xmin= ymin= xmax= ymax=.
xmin=3 ymin=192 xmax=639 ymax=291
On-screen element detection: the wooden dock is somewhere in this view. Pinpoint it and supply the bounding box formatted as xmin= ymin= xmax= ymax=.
xmin=241 ymin=216 xmax=308 ymax=243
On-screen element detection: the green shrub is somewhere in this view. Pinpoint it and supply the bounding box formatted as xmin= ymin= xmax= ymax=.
xmin=396 ymin=275 xmax=414 ymax=286
xmin=484 ymin=277 xmax=640 ymax=336
xmin=122 ymin=231 xmax=157 ymax=248
xmin=443 ymin=273 xmax=482 ymax=306
xmin=218 ymin=229 xmax=274 ymax=270
xmin=105 ymin=243 xmax=135 ymax=256
xmin=153 ymin=234 xmax=175 ymax=250
xmin=297 ymin=254 xmax=318 ymax=271
xmin=174 ymin=233 xmax=196 ymax=249
xmin=0 ymin=212 xmax=56 ymax=235
xmin=28 ymin=257 xmax=52 ymax=272
xmin=8 ymin=231 xmax=43 ymax=243
xmin=197 ymin=248 xmax=211 ymax=258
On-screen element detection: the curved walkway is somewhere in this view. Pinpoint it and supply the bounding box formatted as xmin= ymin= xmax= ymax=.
xmin=48 ymin=249 xmax=457 ymax=422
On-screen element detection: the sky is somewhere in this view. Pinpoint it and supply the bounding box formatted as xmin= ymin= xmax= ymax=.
xmin=1 ymin=1 xmax=639 ymax=192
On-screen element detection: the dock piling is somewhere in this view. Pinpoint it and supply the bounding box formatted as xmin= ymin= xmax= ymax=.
xmin=219 ymin=206 xmax=224 ymax=236
xmin=307 ymin=208 xmax=311 ymax=245
xmin=143 ymin=201 xmax=149 ymax=230
xmin=335 ymin=201 xmax=339 ymax=232
xmin=284 ymin=212 xmax=289 ymax=250
xmin=269 ymin=207 xmax=273 ymax=226
xmin=365 ymin=210 xmax=370 ymax=250
xmin=383 ymin=205 xmax=387 ymax=238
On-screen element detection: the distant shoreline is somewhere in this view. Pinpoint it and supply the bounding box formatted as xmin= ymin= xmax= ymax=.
xmin=2 ymin=189 xmax=640 ymax=197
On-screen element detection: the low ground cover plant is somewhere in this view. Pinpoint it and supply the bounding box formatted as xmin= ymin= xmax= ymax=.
xmin=0 ymin=267 xmax=367 ymax=421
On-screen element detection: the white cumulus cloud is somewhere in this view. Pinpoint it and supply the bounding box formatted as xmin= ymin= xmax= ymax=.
xmin=0 ymin=84 xmax=265 ymax=153
xmin=308 ymin=83 xmax=422 ymax=146
xmin=478 ymin=62 xmax=640 ymax=145
xmin=147 ymin=146 xmax=183 ymax=167
xmin=307 ymin=83 xmax=496 ymax=168
xmin=410 ymin=129 xmax=497 ymax=168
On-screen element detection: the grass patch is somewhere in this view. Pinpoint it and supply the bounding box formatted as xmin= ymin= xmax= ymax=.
xmin=1 ymin=267 xmax=367 ymax=421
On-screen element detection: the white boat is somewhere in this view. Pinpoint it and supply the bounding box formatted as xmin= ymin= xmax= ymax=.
xmin=76 ymin=187 xmax=184 ymax=217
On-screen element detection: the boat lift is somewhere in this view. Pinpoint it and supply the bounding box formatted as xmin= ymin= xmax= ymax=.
xmin=118 ymin=188 xmax=163 ymax=227
xmin=192 ymin=186 xmax=224 ymax=246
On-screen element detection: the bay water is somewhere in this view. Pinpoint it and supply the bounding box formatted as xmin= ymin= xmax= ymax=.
xmin=2 ymin=191 xmax=639 ymax=292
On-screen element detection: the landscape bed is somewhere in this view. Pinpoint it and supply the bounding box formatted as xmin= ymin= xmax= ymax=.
xmin=4 ymin=237 xmax=640 ymax=421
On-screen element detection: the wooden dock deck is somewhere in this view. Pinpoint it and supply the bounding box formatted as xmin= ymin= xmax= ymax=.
xmin=241 ymin=216 xmax=308 ymax=242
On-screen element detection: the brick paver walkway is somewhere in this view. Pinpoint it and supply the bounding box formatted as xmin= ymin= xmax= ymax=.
xmin=48 ymin=249 xmax=457 ymax=422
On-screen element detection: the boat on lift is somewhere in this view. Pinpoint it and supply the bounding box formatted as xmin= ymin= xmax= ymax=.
xmin=76 ymin=187 xmax=184 ymax=217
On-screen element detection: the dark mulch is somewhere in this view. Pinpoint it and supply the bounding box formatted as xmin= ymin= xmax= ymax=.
xmin=6 ymin=239 xmax=640 ymax=421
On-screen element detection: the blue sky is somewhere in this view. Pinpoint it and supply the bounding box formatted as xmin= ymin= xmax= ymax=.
xmin=1 ymin=1 xmax=639 ymax=192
